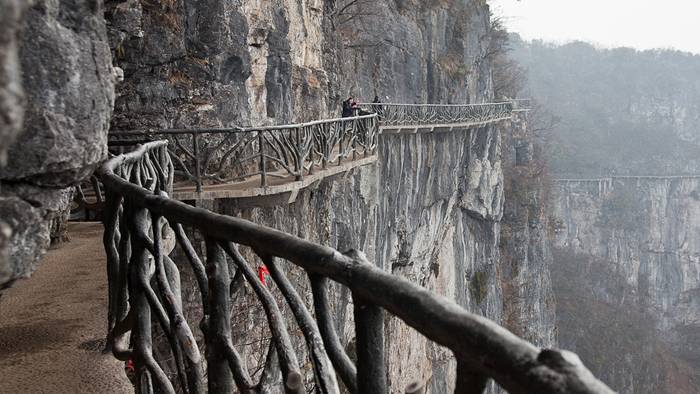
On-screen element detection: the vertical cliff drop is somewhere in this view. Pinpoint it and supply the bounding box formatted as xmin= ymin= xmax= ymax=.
xmin=553 ymin=177 xmax=700 ymax=393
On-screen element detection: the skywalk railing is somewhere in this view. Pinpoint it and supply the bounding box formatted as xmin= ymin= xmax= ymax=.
xmin=109 ymin=114 xmax=378 ymax=192
xmin=98 ymin=141 xmax=613 ymax=394
xmin=357 ymin=101 xmax=513 ymax=127
xmin=510 ymin=98 xmax=531 ymax=110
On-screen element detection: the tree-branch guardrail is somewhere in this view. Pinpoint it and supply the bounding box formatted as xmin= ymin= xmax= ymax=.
xmin=109 ymin=114 xmax=378 ymax=193
xmin=357 ymin=102 xmax=513 ymax=127
xmin=98 ymin=141 xmax=613 ymax=394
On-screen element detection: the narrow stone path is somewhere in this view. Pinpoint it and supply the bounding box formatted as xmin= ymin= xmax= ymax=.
xmin=0 ymin=222 xmax=132 ymax=394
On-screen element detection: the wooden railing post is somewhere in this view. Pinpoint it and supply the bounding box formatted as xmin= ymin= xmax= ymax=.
xmin=308 ymin=125 xmax=316 ymax=176
xmin=349 ymin=250 xmax=386 ymax=393
xmin=366 ymin=117 xmax=375 ymax=157
xmin=295 ymin=126 xmax=303 ymax=181
xmin=338 ymin=121 xmax=344 ymax=166
xmin=205 ymin=240 xmax=235 ymax=393
xmin=321 ymin=124 xmax=328 ymax=169
xmin=454 ymin=361 xmax=488 ymax=394
xmin=353 ymin=295 xmax=386 ymax=393
xmin=352 ymin=118 xmax=358 ymax=161
xmin=309 ymin=275 xmax=358 ymax=392
xmin=258 ymin=131 xmax=267 ymax=187
xmin=192 ymin=132 xmax=202 ymax=193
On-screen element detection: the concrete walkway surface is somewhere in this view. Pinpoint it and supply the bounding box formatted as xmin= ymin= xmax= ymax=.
xmin=0 ymin=222 xmax=132 ymax=394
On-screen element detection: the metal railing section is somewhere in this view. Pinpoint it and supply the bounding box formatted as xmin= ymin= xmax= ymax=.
xmin=510 ymin=98 xmax=532 ymax=110
xmin=98 ymin=141 xmax=613 ymax=394
xmin=109 ymin=114 xmax=378 ymax=192
xmin=357 ymin=102 xmax=513 ymax=127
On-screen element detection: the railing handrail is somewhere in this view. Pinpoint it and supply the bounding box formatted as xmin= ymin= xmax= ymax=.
xmin=108 ymin=102 xmax=517 ymax=136
xmin=109 ymin=114 xmax=379 ymax=192
xmin=106 ymin=102 xmax=516 ymax=194
xmin=356 ymin=101 xmax=513 ymax=128
xmin=110 ymin=114 xmax=378 ymax=136
xmin=99 ymin=141 xmax=613 ymax=394
xmin=356 ymin=101 xmax=512 ymax=108
xmin=553 ymin=174 xmax=700 ymax=181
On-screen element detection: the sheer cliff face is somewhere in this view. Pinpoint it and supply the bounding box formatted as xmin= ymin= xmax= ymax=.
xmin=377 ymin=125 xmax=505 ymax=391
xmin=553 ymin=178 xmax=700 ymax=392
xmin=499 ymin=111 xmax=556 ymax=348
xmin=106 ymin=0 xmax=497 ymax=130
xmin=107 ymin=0 xmax=330 ymax=128
xmin=335 ymin=0 xmax=494 ymax=104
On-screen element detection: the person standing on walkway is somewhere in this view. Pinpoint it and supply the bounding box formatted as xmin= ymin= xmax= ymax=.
xmin=372 ymin=95 xmax=383 ymax=120
xmin=342 ymin=97 xmax=354 ymax=117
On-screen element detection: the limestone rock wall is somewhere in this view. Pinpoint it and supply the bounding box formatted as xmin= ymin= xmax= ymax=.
xmin=106 ymin=0 xmax=498 ymax=130
xmin=499 ymin=110 xmax=557 ymax=348
xmin=0 ymin=0 xmax=25 ymax=166
xmin=0 ymin=0 xmax=26 ymax=287
xmin=553 ymin=177 xmax=700 ymax=392
xmin=376 ymin=125 xmax=504 ymax=392
xmin=554 ymin=177 xmax=700 ymax=336
xmin=0 ymin=0 xmax=115 ymax=288
xmin=107 ymin=0 xmax=331 ymax=129
xmin=336 ymin=0 xmax=495 ymax=104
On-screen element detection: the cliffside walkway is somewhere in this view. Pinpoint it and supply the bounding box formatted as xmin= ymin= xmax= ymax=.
xmin=0 ymin=223 xmax=132 ymax=393
xmin=92 ymin=132 xmax=613 ymax=392
xmin=102 ymin=102 xmax=513 ymax=202
xmin=553 ymin=174 xmax=700 ymax=191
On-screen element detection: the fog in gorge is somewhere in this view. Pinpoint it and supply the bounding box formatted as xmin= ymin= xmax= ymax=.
xmin=508 ymin=36 xmax=700 ymax=392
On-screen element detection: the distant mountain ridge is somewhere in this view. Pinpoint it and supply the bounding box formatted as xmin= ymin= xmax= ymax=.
xmin=509 ymin=35 xmax=700 ymax=176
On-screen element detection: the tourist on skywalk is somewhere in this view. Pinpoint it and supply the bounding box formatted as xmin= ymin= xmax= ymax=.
xmin=352 ymin=98 xmax=375 ymax=116
xmin=371 ymin=95 xmax=383 ymax=120
xmin=342 ymin=97 xmax=354 ymax=117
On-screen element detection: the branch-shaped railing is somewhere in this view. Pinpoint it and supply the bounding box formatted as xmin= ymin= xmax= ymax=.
xmin=357 ymin=102 xmax=513 ymax=127
xmin=99 ymin=141 xmax=613 ymax=394
xmin=109 ymin=114 xmax=378 ymax=192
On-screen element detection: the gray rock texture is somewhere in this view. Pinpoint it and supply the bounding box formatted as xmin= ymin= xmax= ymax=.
xmin=0 ymin=0 xmax=27 ymax=287
xmin=0 ymin=0 xmax=25 ymax=166
xmin=0 ymin=0 xmax=115 ymax=288
xmin=1 ymin=0 xmax=115 ymax=185
xmin=553 ymin=177 xmax=700 ymax=393
xmin=499 ymin=110 xmax=557 ymax=348
xmin=0 ymin=198 xmax=49 ymax=288
xmin=376 ymin=126 xmax=504 ymax=392
xmin=106 ymin=0 xmax=499 ymax=131
xmin=335 ymin=0 xmax=495 ymax=105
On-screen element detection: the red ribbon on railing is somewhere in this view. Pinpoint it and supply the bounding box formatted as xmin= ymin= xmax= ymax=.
xmin=258 ymin=265 xmax=270 ymax=285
